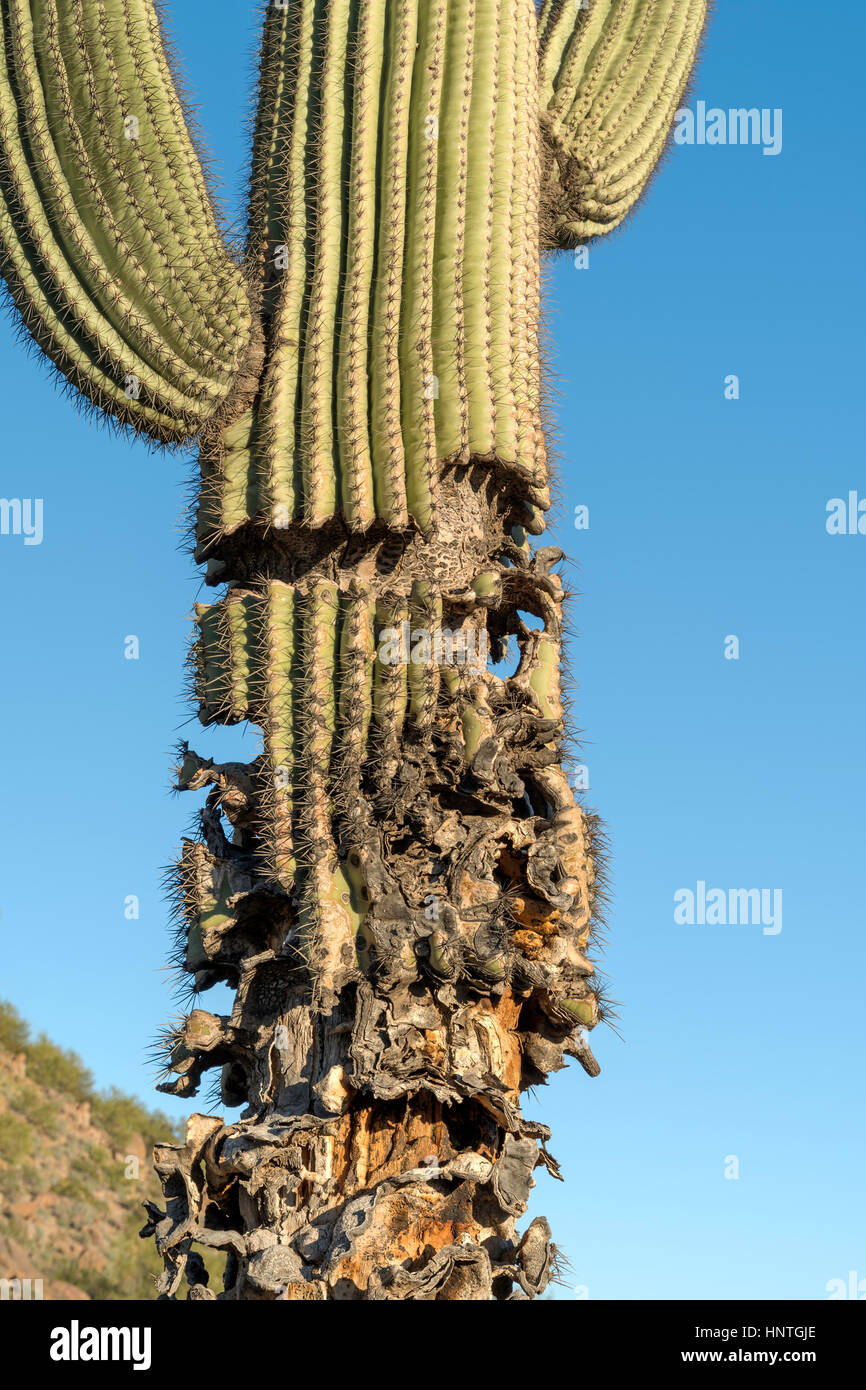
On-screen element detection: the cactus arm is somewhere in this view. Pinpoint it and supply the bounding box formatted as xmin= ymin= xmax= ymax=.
xmin=537 ymin=0 xmax=708 ymax=247
xmin=0 ymin=0 xmax=252 ymax=441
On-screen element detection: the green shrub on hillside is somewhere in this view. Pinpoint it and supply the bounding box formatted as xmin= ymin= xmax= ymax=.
xmin=0 ymin=1000 xmax=179 ymax=1146
xmin=0 ymin=1167 xmax=25 ymax=1200
xmin=26 ymin=1101 xmax=61 ymax=1136
xmin=0 ymin=1000 xmax=29 ymax=1052
xmin=52 ymin=1210 xmax=167 ymax=1301
xmin=0 ymin=1113 xmax=34 ymax=1164
xmin=51 ymin=1175 xmax=93 ymax=1205
xmin=91 ymin=1089 xmax=180 ymax=1151
xmin=0 ymin=999 xmax=189 ymax=1299
xmin=25 ymin=1037 xmax=94 ymax=1103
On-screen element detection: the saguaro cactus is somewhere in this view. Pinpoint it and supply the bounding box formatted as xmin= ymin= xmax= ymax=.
xmin=0 ymin=0 xmax=707 ymax=1300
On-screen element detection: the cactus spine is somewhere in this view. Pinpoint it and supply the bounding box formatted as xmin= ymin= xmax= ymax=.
xmin=1 ymin=0 xmax=707 ymax=1300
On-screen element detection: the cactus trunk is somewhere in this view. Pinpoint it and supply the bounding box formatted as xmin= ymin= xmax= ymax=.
xmin=148 ymin=0 xmax=604 ymax=1301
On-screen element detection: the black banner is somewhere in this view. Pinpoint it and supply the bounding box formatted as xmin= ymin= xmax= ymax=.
xmin=2 ymin=1299 xmax=861 ymax=1376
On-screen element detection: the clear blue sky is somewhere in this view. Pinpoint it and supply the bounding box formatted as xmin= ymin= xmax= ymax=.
xmin=0 ymin=1 xmax=862 ymax=1300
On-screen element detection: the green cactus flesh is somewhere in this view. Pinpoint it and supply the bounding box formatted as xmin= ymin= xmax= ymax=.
xmin=197 ymin=0 xmax=549 ymax=547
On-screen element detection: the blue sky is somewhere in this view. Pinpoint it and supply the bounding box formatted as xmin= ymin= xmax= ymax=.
xmin=0 ymin=0 xmax=862 ymax=1300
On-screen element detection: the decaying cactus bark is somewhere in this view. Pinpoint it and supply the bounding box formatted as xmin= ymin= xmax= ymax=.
xmin=0 ymin=0 xmax=707 ymax=1300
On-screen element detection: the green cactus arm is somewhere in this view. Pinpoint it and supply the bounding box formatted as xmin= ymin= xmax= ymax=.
xmin=536 ymin=0 xmax=708 ymax=247
xmin=0 ymin=0 xmax=252 ymax=441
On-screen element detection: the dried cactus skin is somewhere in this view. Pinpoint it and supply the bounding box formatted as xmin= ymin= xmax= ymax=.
xmin=168 ymin=507 xmax=607 ymax=1299
xmin=538 ymin=0 xmax=709 ymax=246
xmin=0 ymin=0 xmax=706 ymax=1300
xmin=0 ymin=0 xmax=253 ymax=440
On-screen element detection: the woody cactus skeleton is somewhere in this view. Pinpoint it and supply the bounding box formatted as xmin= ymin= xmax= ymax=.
xmin=0 ymin=0 xmax=706 ymax=1299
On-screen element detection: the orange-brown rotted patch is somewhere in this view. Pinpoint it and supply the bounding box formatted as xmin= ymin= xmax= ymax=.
xmin=331 ymin=1097 xmax=453 ymax=1196
xmin=476 ymin=994 xmax=523 ymax=1097
xmin=498 ymin=848 xmax=525 ymax=882
xmin=511 ymin=894 xmax=561 ymax=935
xmin=512 ymin=928 xmax=544 ymax=957
xmin=422 ymin=1029 xmax=448 ymax=1071
xmin=283 ymin=1282 xmax=327 ymax=1301
xmin=327 ymin=1184 xmax=482 ymax=1296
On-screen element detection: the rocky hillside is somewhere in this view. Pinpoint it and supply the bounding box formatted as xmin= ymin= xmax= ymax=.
xmin=0 ymin=1000 xmax=181 ymax=1300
